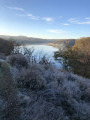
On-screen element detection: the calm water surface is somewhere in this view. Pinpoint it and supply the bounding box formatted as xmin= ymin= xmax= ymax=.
xmin=25 ymin=45 xmax=62 ymax=68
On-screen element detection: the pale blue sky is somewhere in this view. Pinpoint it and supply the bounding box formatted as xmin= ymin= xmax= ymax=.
xmin=0 ymin=0 xmax=90 ymax=39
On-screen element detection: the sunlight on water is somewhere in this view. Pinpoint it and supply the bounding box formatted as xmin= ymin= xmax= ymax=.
xmin=25 ymin=45 xmax=62 ymax=68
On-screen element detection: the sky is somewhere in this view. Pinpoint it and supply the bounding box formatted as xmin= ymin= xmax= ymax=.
xmin=0 ymin=0 xmax=90 ymax=39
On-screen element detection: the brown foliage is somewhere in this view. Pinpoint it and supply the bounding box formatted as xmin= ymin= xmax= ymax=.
xmin=73 ymin=37 xmax=90 ymax=54
xmin=72 ymin=37 xmax=90 ymax=78
xmin=55 ymin=37 xmax=90 ymax=78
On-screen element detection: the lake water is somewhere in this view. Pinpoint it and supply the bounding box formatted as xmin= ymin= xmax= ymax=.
xmin=25 ymin=45 xmax=62 ymax=68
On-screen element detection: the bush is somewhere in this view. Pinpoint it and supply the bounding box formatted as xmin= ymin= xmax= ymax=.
xmin=54 ymin=37 xmax=90 ymax=78
xmin=0 ymin=50 xmax=90 ymax=120
xmin=17 ymin=70 xmax=90 ymax=120
xmin=0 ymin=98 xmax=7 ymax=119
xmin=0 ymin=38 xmax=15 ymax=55
xmin=15 ymin=65 xmax=46 ymax=90
xmin=7 ymin=54 xmax=28 ymax=68
xmin=11 ymin=55 xmax=90 ymax=120
xmin=0 ymin=60 xmax=20 ymax=120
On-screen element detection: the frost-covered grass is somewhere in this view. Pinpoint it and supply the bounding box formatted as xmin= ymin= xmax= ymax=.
xmin=0 ymin=52 xmax=90 ymax=120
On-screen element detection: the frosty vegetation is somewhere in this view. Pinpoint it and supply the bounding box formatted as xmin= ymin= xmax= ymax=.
xmin=0 ymin=46 xmax=90 ymax=120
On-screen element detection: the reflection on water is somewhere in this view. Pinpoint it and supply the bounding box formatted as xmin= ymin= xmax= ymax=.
xmin=25 ymin=45 xmax=62 ymax=68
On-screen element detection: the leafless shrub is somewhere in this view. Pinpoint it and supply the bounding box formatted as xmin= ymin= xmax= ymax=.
xmin=15 ymin=66 xmax=90 ymax=120
xmin=0 ymin=60 xmax=20 ymax=120
xmin=0 ymin=98 xmax=7 ymax=119
xmin=15 ymin=65 xmax=46 ymax=90
xmin=7 ymin=54 xmax=28 ymax=68
xmin=0 ymin=50 xmax=90 ymax=120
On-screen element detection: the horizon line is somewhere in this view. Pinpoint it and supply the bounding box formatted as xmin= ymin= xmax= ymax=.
xmin=0 ymin=34 xmax=82 ymax=40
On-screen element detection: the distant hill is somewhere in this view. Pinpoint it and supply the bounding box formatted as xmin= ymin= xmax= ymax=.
xmin=48 ymin=39 xmax=76 ymax=49
xmin=0 ymin=35 xmax=76 ymax=46
xmin=0 ymin=35 xmax=58 ymax=45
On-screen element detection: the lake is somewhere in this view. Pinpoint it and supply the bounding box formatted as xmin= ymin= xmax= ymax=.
xmin=25 ymin=45 xmax=62 ymax=68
